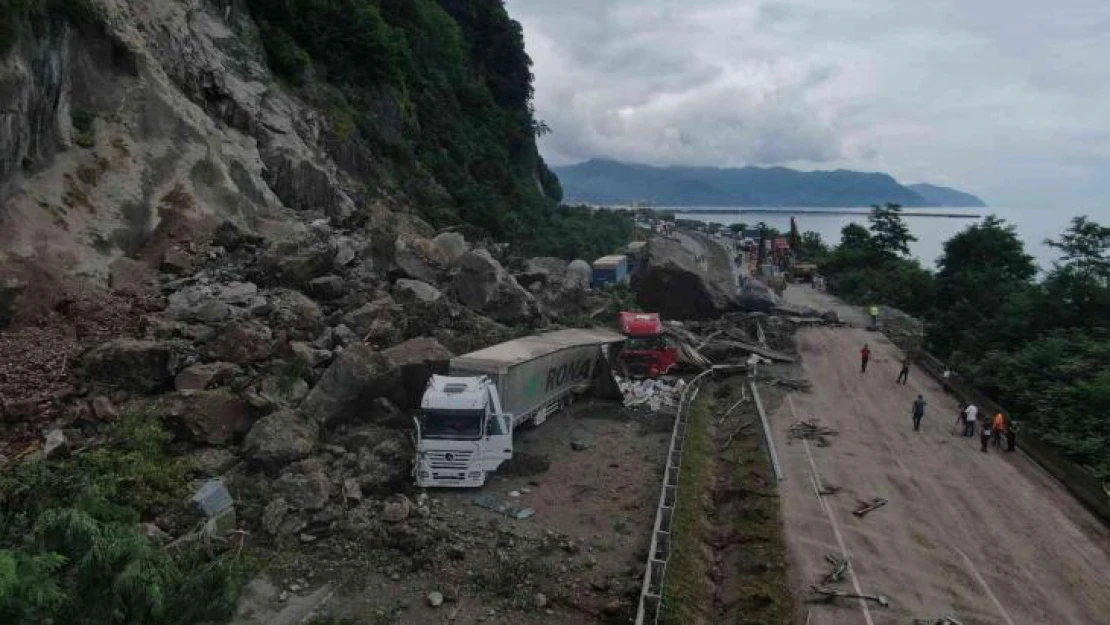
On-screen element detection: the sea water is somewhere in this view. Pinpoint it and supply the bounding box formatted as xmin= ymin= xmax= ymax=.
xmin=669 ymin=205 xmax=1099 ymax=272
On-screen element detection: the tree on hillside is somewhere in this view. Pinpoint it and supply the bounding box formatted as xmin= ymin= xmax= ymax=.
xmin=1046 ymin=215 xmax=1110 ymax=281
xmin=868 ymin=203 xmax=916 ymax=256
xmin=797 ymin=231 xmax=829 ymax=262
xmin=930 ymin=215 xmax=1037 ymax=356
xmin=728 ymin=223 xmax=749 ymax=235
xmin=1036 ymin=216 xmax=1110 ymax=332
xmin=839 ymin=223 xmax=872 ymax=250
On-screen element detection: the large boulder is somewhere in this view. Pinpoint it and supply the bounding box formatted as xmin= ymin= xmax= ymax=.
xmin=174 ymin=362 xmax=242 ymax=392
xmin=393 ymin=279 xmax=442 ymax=304
xmin=736 ymin=277 xmax=781 ymax=313
xmin=206 ymin=320 xmax=273 ymax=364
xmin=381 ymin=338 xmax=451 ymax=409
xmin=300 ymin=344 xmax=402 ymax=426
xmin=393 ymin=235 xmax=446 ymax=283
xmin=630 ymin=237 xmax=737 ymax=320
xmin=515 ymin=257 xmax=567 ymax=292
xmin=169 ymin=390 xmax=255 ymax=445
xmin=259 ymin=374 xmax=311 ymax=406
xmin=306 ymin=275 xmax=347 ymax=300
xmin=165 ymin=282 xmax=259 ymax=322
xmin=273 ymin=458 xmax=331 ymax=511
xmin=433 ymin=232 xmax=468 ymax=265
xmin=341 ymin=294 xmax=400 ymax=336
xmin=267 ymin=289 xmax=325 ymax=340
xmin=448 ymin=250 xmax=538 ymax=322
xmin=566 ymin=260 xmax=592 ymax=289
xmin=243 ymin=409 xmax=318 ymax=471
xmin=517 ymin=257 xmax=591 ymax=318
xmin=255 ymin=237 xmax=336 ymax=288
xmin=77 ymin=339 xmax=187 ymax=393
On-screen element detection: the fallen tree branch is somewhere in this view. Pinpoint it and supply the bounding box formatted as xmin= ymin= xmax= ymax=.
xmin=852 ymin=498 xmax=888 ymax=518
xmin=810 ymin=585 xmax=889 ymax=608
xmin=821 ymin=553 xmax=849 ymax=585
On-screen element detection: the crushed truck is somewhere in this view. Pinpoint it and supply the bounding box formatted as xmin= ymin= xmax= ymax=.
xmin=413 ymin=328 xmax=624 ymax=488
xmin=617 ymin=311 xmax=678 ymax=378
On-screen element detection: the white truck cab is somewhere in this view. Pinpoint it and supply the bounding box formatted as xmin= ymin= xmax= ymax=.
xmin=414 ymin=375 xmax=513 ymax=488
xmin=413 ymin=328 xmax=624 ymax=488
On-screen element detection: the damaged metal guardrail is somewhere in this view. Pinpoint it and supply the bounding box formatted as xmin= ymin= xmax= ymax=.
xmin=634 ymin=364 xmax=745 ymax=625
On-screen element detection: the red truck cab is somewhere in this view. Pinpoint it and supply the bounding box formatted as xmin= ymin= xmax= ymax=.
xmin=618 ymin=312 xmax=678 ymax=378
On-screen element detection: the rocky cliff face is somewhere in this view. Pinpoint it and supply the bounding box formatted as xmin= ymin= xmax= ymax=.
xmin=0 ymin=0 xmax=386 ymax=282
xmin=0 ymin=0 xmax=599 ymax=439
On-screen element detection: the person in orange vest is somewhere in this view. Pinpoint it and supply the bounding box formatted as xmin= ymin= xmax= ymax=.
xmin=991 ymin=412 xmax=1007 ymax=449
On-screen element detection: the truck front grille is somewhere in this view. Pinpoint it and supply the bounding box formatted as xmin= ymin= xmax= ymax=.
xmin=426 ymin=450 xmax=473 ymax=470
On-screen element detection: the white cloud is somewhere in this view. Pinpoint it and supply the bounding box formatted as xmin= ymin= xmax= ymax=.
xmin=506 ymin=0 xmax=1110 ymax=210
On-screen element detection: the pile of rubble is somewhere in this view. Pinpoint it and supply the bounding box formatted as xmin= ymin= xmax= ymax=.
xmin=615 ymin=376 xmax=686 ymax=412
xmin=788 ymin=419 xmax=839 ymax=447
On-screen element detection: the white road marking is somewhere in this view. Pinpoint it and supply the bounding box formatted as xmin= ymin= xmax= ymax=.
xmin=790 ymin=395 xmax=875 ymax=625
xmin=956 ymin=546 xmax=1018 ymax=625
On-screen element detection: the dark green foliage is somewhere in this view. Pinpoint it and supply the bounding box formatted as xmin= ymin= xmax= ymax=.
xmin=827 ymin=211 xmax=1110 ymax=478
xmin=928 ymin=215 xmax=1036 ymax=357
xmin=1 ymin=0 xmax=95 ymax=53
xmin=246 ymin=0 xmax=573 ymax=250
xmin=796 ymin=231 xmax=829 ymax=262
xmin=71 ymin=109 xmax=95 ymax=148
xmin=0 ymin=404 xmax=248 ymax=624
xmin=868 ymin=203 xmax=917 ymax=257
xmin=820 ymin=216 xmax=934 ymax=313
xmin=512 ymin=205 xmax=634 ymax=260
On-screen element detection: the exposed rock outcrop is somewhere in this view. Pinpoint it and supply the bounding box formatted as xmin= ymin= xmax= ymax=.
xmin=631 ymin=237 xmax=736 ymax=320
xmin=168 ymin=389 xmax=255 ymax=445
xmin=77 ymin=339 xmax=188 ymax=393
xmin=381 ymin=337 xmax=451 ymax=409
xmin=448 ymin=250 xmax=537 ymax=323
xmin=300 ymin=344 xmax=401 ymax=426
xmin=243 ymin=409 xmax=318 ymax=471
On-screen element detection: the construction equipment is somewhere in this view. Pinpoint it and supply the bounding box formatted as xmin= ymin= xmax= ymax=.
xmin=413 ymin=328 xmax=624 ymax=488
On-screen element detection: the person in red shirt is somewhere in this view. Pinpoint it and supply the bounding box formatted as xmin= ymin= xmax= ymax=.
xmin=860 ymin=344 xmax=871 ymax=373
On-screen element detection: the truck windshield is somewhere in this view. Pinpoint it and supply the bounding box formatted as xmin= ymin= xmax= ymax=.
xmin=419 ymin=409 xmax=484 ymax=440
xmin=626 ymin=336 xmax=665 ymax=350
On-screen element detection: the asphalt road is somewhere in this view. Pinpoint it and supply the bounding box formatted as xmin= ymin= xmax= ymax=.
xmin=774 ymin=285 xmax=1110 ymax=625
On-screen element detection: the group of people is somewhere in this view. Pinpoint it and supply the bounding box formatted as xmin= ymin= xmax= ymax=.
xmin=958 ymin=403 xmax=1016 ymax=453
xmin=858 ymin=343 xmax=1017 ymax=452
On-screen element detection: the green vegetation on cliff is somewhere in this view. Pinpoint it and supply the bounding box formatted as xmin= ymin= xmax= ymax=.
xmin=820 ymin=209 xmax=1110 ymax=479
xmin=246 ymin=0 xmax=624 ymax=259
xmin=0 ymin=405 xmax=248 ymax=624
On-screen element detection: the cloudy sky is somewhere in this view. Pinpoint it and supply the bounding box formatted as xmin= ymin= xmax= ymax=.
xmin=505 ymin=0 xmax=1110 ymax=210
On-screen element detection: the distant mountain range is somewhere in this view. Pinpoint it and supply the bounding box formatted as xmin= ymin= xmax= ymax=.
xmin=905 ymin=183 xmax=987 ymax=208
xmin=553 ymin=159 xmax=987 ymax=208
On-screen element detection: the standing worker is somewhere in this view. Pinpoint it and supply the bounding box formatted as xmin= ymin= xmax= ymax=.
xmin=1006 ymin=422 xmax=1017 ymax=452
xmin=964 ymin=402 xmax=979 ymax=437
xmin=980 ymin=419 xmax=992 ymax=452
xmin=896 ymin=357 xmax=911 ymax=384
xmin=992 ymin=412 xmax=1007 ymax=449
xmin=911 ymin=394 xmax=927 ymax=431
xmin=869 ymin=304 xmax=879 ymax=328
xmin=860 ymin=344 xmax=872 ymax=373
xmin=953 ymin=403 xmax=967 ymax=435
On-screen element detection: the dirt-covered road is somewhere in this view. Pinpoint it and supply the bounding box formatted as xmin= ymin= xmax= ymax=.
xmin=774 ymin=285 xmax=1110 ymax=625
